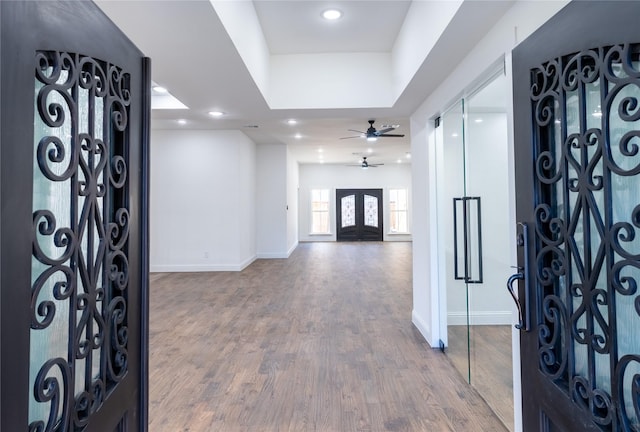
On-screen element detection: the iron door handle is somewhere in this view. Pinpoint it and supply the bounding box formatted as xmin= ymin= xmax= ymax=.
xmin=507 ymin=222 xmax=530 ymax=332
xmin=507 ymin=270 xmax=526 ymax=330
xmin=453 ymin=197 xmax=483 ymax=283
xmin=453 ymin=197 xmax=465 ymax=280
xmin=466 ymin=196 xmax=483 ymax=284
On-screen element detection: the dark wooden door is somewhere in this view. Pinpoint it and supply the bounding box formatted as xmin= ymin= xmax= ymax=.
xmin=512 ymin=2 xmax=640 ymax=430
xmin=1 ymin=2 xmax=150 ymax=431
xmin=336 ymin=189 xmax=383 ymax=241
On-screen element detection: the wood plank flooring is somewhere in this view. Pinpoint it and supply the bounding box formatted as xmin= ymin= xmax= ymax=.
xmin=148 ymin=242 xmax=508 ymax=431
xmin=447 ymin=325 xmax=514 ymax=430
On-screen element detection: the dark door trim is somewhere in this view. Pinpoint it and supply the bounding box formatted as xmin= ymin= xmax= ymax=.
xmin=336 ymin=189 xmax=383 ymax=241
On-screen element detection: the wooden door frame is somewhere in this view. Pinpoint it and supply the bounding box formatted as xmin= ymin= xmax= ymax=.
xmin=0 ymin=2 xmax=150 ymax=430
xmin=513 ymin=1 xmax=640 ymax=430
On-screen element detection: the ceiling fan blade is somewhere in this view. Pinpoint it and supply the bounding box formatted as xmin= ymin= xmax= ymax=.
xmin=340 ymin=135 xmax=363 ymax=140
xmin=378 ymin=133 xmax=405 ymax=138
xmin=347 ymin=129 xmax=366 ymax=134
xmin=376 ymin=127 xmax=395 ymax=135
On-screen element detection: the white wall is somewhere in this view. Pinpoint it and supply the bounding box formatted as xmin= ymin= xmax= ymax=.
xmin=256 ymin=144 xmax=288 ymax=258
xmin=269 ymin=53 xmax=392 ymax=109
xmin=298 ymin=163 xmax=412 ymax=242
xmin=286 ymin=148 xmax=299 ymax=255
xmin=410 ymin=0 xmax=568 ymax=347
xmin=210 ymin=0 xmax=270 ymax=99
xmin=409 ymin=3 xmax=569 ymax=431
xmin=391 ymin=0 xmax=462 ymax=98
xmin=150 ymin=129 xmax=257 ymax=272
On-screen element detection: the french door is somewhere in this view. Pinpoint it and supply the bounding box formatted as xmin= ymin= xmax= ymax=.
xmin=1 ymin=2 xmax=150 ymax=431
xmin=336 ymin=189 xmax=383 ymax=241
xmin=513 ymin=1 xmax=640 ymax=430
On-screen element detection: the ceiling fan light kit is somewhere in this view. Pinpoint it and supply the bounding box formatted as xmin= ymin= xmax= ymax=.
xmin=340 ymin=119 xmax=405 ymax=140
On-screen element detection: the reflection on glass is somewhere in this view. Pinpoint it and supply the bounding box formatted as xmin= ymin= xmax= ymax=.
xmin=341 ymin=195 xmax=355 ymax=228
xmin=364 ymin=194 xmax=378 ymax=227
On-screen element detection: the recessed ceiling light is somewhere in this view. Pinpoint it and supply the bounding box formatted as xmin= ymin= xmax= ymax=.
xmin=317 ymin=148 xmax=324 ymax=153
xmin=287 ymin=119 xmax=297 ymax=125
xmin=452 ymin=133 xmax=459 ymax=137
xmin=406 ymin=152 xmax=412 ymax=159
xmin=177 ymin=119 xmax=187 ymax=125
xmin=475 ymin=118 xmax=483 ymax=123
xmin=153 ymin=85 xmax=168 ymax=94
xmin=295 ymin=133 xmax=302 ymax=139
xmin=367 ymin=148 xmax=373 ymax=153
xmin=397 ymin=159 xmax=402 ymax=164
xmin=322 ymin=9 xmax=342 ymax=20
xmin=208 ymin=111 xmax=224 ymax=117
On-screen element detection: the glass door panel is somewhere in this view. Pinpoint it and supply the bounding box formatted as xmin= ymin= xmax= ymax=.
xmin=437 ymin=71 xmax=514 ymax=430
xmin=363 ymin=194 xmax=378 ymax=227
xmin=436 ymin=100 xmax=469 ymax=381
xmin=341 ymin=195 xmax=355 ymax=228
xmin=465 ymin=72 xmax=514 ymax=429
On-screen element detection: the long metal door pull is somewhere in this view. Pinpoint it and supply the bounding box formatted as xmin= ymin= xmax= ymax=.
xmin=507 ymin=270 xmax=525 ymax=330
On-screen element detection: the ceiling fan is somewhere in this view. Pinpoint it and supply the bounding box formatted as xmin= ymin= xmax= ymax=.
xmin=347 ymin=157 xmax=384 ymax=169
xmin=340 ymin=120 xmax=405 ymax=141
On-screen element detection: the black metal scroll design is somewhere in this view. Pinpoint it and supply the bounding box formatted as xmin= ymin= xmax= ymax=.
xmin=531 ymin=44 xmax=640 ymax=429
xmin=29 ymin=51 xmax=130 ymax=431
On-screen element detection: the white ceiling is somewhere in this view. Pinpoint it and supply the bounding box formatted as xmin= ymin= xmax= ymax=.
xmin=95 ymin=0 xmax=514 ymax=165
xmin=253 ymin=1 xmax=412 ymax=54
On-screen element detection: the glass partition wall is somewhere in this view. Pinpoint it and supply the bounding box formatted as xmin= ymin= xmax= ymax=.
xmin=436 ymin=71 xmax=515 ymax=429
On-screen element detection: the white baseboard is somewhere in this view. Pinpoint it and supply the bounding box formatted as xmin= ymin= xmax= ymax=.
xmin=287 ymin=241 xmax=298 ymax=257
xmin=412 ymin=309 xmax=436 ymax=347
xmin=256 ymin=252 xmax=288 ymax=259
xmin=256 ymin=242 xmax=299 ymax=259
xmin=151 ymin=255 xmax=257 ymax=273
xmin=447 ymin=310 xmax=513 ymax=326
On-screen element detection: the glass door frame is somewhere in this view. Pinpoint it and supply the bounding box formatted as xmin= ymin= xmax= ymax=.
xmin=434 ymin=58 xmax=521 ymax=429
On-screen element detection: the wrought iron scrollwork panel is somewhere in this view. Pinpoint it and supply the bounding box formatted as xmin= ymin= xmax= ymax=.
xmin=29 ymin=51 xmax=130 ymax=431
xmin=532 ymin=43 xmax=640 ymax=430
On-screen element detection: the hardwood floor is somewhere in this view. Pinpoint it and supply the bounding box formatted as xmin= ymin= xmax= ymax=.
xmin=148 ymin=242 xmax=508 ymax=431
xmin=447 ymin=325 xmax=514 ymax=430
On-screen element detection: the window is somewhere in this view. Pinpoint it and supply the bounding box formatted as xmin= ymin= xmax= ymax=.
xmin=364 ymin=194 xmax=378 ymax=227
xmin=389 ymin=189 xmax=409 ymax=233
xmin=311 ymin=189 xmax=330 ymax=234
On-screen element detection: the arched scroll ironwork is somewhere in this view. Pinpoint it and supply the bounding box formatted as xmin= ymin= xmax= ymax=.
xmin=29 ymin=51 xmax=130 ymax=431
xmin=531 ymin=43 xmax=640 ymax=430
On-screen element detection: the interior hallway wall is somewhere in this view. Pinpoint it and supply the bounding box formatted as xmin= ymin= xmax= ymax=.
xmin=286 ymin=147 xmax=300 ymax=255
xmin=150 ymin=129 xmax=257 ymax=271
xmin=256 ymin=144 xmax=288 ymax=258
xmin=410 ymin=0 xmax=568 ymax=347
